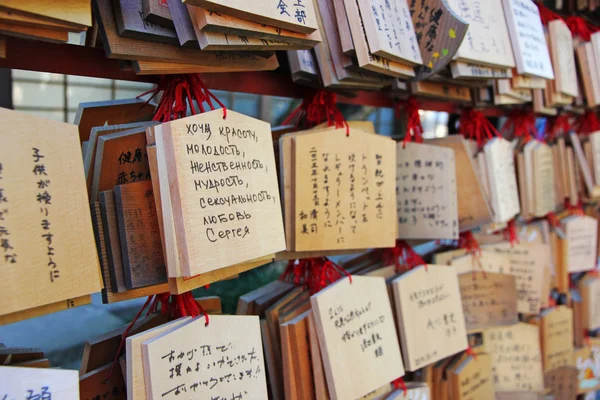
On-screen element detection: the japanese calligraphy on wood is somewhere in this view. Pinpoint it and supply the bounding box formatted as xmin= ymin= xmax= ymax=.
xmin=142 ymin=315 xmax=268 ymax=400
xmin=483 ymin=323 xmax=544 ymax=392
xmin=502 ymin=0 xmax=554 ymax=79
xmin=448 ymin=353 xmax=494 ymax=400
xmin=392 ymin=265 xmax=468 ymax=371
xmin=357 ymin=0 xmax=422 ymax=65
xmin=484 ymin=138 xmax=520 ymax=223
xmin=310 ymin=276 xmax=405 ymax=400
xmin=396 ymin=142 xmax=458 ymax=240
xmin=447 ymin=0 xmax=516 ymax=68
xmin=408 ymin=0 xmax=469 ymax=80
xmin=544 ymin=366 xmax=578 ymax=400
xmin=458 ymin=272 xmax=518 ymax=331
xmin=155 ymin=109 xmax=285 ymax=277
xmin=183 ymin=0 xmax=318 ymax=34
xmin=539 ymin=306 xmax=574 ymax=372
xmin=293 ymin=129 xmax=396 ymax=251
xmin=561 ymin=215 xmax=598 ymax=273
xmin=0 ymin=109 xmax=101 ymax=316
xmin=115 ymin=181 xmax=167 ymax=289
xmin=0 ymin=366 xmax=79 ymax=399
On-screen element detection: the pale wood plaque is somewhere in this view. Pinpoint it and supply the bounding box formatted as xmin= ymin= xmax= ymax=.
xmin=0 ymin=366 xmax=79 ymax=399
xmin=0 ymin=109 xmax=101 ymax=316
xmin=392 ymin=265 xmax=468 ymax=371
xmin=548 ymin=19 xmax=579 ymax=97
xmin=310 ymin=276 xmax=405 ymax=400
xmin=483 ymin=323 xmax=544 ymax=392
xmin=484 ymin=138 xmax=520 ymax=223
xmin=396 ymin=142 xmax=458 ymax=240
xmin=539 ymin=306 xmax=574 ymax=372
xmin=562 ymin=215 xmax=598 ymax=273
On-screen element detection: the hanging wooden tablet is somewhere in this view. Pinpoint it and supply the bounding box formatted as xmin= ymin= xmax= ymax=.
xmin=396 ymin=142 xmax=458 ymax=239
xmin=548 ymin=19 xmax=579 ymax=97
xmin=93 ymin=0 xmax=279 ymax=70
xmin=154 ymin=109 xmax=285 ymax=277
xmin=448 ymin=353 xmax=494 ymax=400
xmin=281 ymin=310 xmax=314 ymax=399
xmin=392 ymin=265 xmax=468 ymax=371
xmin=483 ymin=323 xmax=544 ymax=392
xmin=450 ymin=62 xmax=513 ymax=79
xmin=100 ymin=190 xmax=128 ymax=293
xmin=533 ymin=89 xmax=558 ymax=116
xmin=0 ymin=0 xmax=91 ymax=29
xmin=115 ymin=181 xmax=167 ymax=289
xmin=502 ymin=0 xmax=554 ymax=79
xmin=387 ymin=383 xmax=431 ymax=399
xmin=427 ymin=135 xmax=492 ymax=232
xmin=355 ymin=0 xmax=422 ymax=65
xmin=579 ymin=274 xmax=600 ymax=333
xmin=293 ymin=129 xmax=396 ymax=251
xmin=532 ymin=142 xmax=557 ymax=217
xmin=193 ymin=7 xmax=322 ymax=47
xmin=142 ymin=315 xmax=268 ymax=400
xmin=590 ymin=132 xmax=600 ymax=186
xmin=79 ymin=363 xmax=126 ymax=400
xmin=561 ymin=215 xmax=598 ymax=273
xmin=74 ymin=98 xmax=156 ymax=144
xmin=91 ymin=128 xmax=150 ymax=202
xmin=570 ymin=133 xmax=600 ymax=197
xmin=142 ymin=0 xmax=173 ymax=27
xmin=114 ymin=0 xmax=179 ymax=44
xmin=310 ymin=276 xmax=404 ymax=400
xmin=409 ymin=81 xmax=472 ymax=102
xmin=342 ymin=0 xmax=415 ymax=78
xmin=447 ymin=0 xmax=516 ymax=69
xmin=85 ymin=122 xmax=158 ymax=196
xmin=165 ymin=0 xmax=197 ymax=46
xmin=183 ymin=0 xmax=318 ymax=34
xmin=408 ymin=0 xmax=468 ymax=81
xmin=576 ymin=42 xmax=600 ymax=107
xmin=538 ymin=306 xmax=574 ymax=372
xmin=544 ymin=365 xmax=578 ymax=400
xmin=574 ymin=338 xmax=600 ymax=393
xmin=126 ymin=317 xmax=191 ymax=400
xmin=484 ymin=137 xmax=521 ymax=223
xmin=0 ymin=366 xmax=79 ymax=399
xmin=0 ymin=109 xmax=101 ymax=317
xmin=458 ymin=272 xmax=518 ymax=331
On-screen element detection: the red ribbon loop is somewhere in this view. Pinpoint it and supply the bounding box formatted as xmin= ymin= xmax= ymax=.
xmin=282 ymin=90 xmax=349 ymax=136
xmin=565 ymin=16 xmax=598 ymax=42
xmin=137 ymin=74 xmax=226 ymax=123
xmin=502 ymin=110 xmax=538 ymax=142
xmin=396 ymin=97 xmax=424 ymax=146
xmin=547 ymin=114 xmax=572 ymax=140
xmin=535 ymin=2 xmax=563 ymax=26
xmin=392 ymin=377 xmax=407 ymax=396
xmin=381 ymin=240 xmax=427 ymax=273
xmin=546 ymin=211 xmax=560 ymax=229
xmin=466 ymin=346 xmax=478 ymax=360
xmin=280 ymin=258 xmax=351 ymax=294
xmin=458 ymin=109 xmax=501 ymax=148
xmin=575 ymin=111 xmax=600 ymax=136
xmin=503 ymin=219 xmax=519 ymax=247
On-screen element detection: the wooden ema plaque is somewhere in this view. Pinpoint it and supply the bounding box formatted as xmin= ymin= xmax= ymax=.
xmin=114 ymin=0 xmax=178 ymax=44
xmin=0 ymin=109 xmax=101 ymax=317
xmin=293 ymin=129 xmax=396 ymax=251
xmin=458 ymin=272 xmax=518 ymax=331
xmin=502 ymin=0 xmax=554 ymax=79
xmin=392 ymin=265 xmax=468 ymax=371
xmin=143 ymin=0 xmax=173 ymax=27
xmin=79 ymin=363 xmax=127 ymax=400
xmin=589 ymin=132 xmax=600 ymax=186
xmin=396 ymin=142 xmax=458 ymax=240
xmin=427 ymin=136 xmax=492 ymax=231
xmin=544 ymin=366 xmax=578 ymax=400
xmin=561 ymin=215 xmax=598 ymax=273
xmin=408 ymin=0 xmax=468 ymax=81
xmin=483 ymin=323 xmax=544 ymax=392
xmin=548 ymin=19 xmax=579 ymax=97
xmin=310 ymin=276 xmax=405 ymax=400
xmin=142 ymin=315 xmax=268 ymax=400
xmin=115 ymin=180 xmax=168 ymax=289
xmin=539 ymin=306 xmax=574 ymax=372
xmin=91 ymin=128 xmax=151 ymax=202
xmin=126 ymin=317 xmax=191 ymax=400
xmin=183 ymin=0 xmax=318 ymax=34
xmin=447 ymin=0 xmax=516 ymax=69
xmin=448 ymin=353 xmax=495 ymax=400
xmin=387 ymin=383 xmax=430 ymax=399
xmin=574 ymin=338 xmax=600 ymax=393
xmin=484 ymin=138 xmax=521 ymax=223
xmin=579 ymin=274 xmax=600 ymax=332
xmin=0 ymin=0 xmax=92 ymax=29
xmin=154 ymin=109 xmax=285 ymax=277
xmin=0 ymin=366 xmax=79 ymax=399
xmin=356 ymin=0 xmax=422 ymax=65
xmin=450 ymin=61 xmax=513 ymax=79
xmin=486 ymin=243 xmax=550 ymax=315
